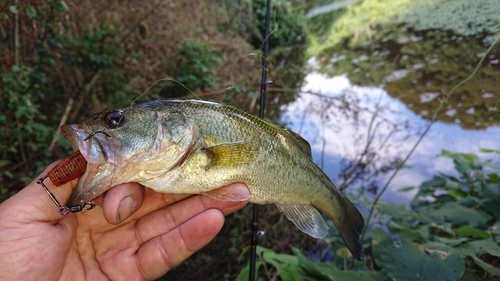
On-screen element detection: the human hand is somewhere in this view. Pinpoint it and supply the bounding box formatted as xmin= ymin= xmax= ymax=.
xmin=0 ymin=160 xmax=249 ymax=280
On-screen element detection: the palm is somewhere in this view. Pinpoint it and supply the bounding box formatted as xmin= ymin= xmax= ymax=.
xmin=0 ymin=164 xmax=248 ymax=281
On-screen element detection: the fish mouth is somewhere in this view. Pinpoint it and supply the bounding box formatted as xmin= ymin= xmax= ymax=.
xmin=62 ymin=124 xmax=117 ymax=205
xmin=61 ymin=124 xmax=85 ymax=152
xmin=61 ymin=124 xmax=118 ymax=164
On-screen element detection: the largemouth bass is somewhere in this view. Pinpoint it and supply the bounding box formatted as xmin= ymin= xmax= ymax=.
xmin=62 ymin=99 xmax=364 ymax=260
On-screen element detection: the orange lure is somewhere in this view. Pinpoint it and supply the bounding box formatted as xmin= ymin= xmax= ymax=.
xmin=48 ymin=150 xmax=87 ymax=186
xmin=37 ymin=150 xmax=95 ymax=215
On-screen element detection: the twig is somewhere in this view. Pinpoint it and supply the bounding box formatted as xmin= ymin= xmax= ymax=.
xmin=49 ymin=97 xmax=74 ymax=151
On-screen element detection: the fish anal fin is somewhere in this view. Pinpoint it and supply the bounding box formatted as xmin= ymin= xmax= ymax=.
xmin=276 ymin=204 xmax=329 ymax=238
xmin=203 ymin=184 xmax=251 ymax=201
xmin=204 ymin=143 xmax=258 ymax=168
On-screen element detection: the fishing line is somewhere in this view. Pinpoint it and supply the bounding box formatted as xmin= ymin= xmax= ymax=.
xmin=226 ymin=52 xmax=273 ymax=97
xmin=131 ymin=77 xmax=201 ymax=105
xmin=249 ymin=0 xmax=272 ymax=280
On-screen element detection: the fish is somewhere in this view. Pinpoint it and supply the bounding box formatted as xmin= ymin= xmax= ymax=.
xmin=62 ymin=99 xmax=365 ymax=260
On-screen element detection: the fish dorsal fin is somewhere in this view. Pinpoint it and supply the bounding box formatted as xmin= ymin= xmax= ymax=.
xmin=204 ymin=143 xmax=259 ymax=168
xmin=284 ymin=129 xmax=312 ymax=158
xmin=276 ymin=203 xmax=329 ymax=238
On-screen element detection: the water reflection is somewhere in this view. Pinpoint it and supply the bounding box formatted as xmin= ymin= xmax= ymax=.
xmin=281 ymin=71 xmax=500 ymax=203
xmin=316 ymin=24 xmax=500 ymax=130
xmin=278 ymin=0 xmax=500 ymax=203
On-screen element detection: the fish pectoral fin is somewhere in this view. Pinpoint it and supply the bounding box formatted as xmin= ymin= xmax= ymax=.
xmin=276 ymin=204 xmax=329 ymax=238
xmin=203 ymin=185 xmax=251 ymax=201
xmin=204 ymin=143 xmax=258 ymax=168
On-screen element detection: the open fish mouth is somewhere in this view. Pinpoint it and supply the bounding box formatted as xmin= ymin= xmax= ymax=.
xmin=61 ymin=124 xmax=119 ymax=164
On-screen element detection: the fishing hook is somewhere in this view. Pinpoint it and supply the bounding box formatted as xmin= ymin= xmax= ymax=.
xmin=84 ymin=130 xmax=111 ymax=141
xmin=37 ymin=175 xmax=97 ymax=215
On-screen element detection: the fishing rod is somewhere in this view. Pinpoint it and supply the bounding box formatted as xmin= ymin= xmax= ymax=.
xmin=249 ymin=0 xmax=272 ymax=280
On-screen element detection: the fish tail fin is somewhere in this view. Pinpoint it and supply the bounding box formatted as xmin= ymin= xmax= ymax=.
xmin=330 ymin=198 xmax=365 ymax=261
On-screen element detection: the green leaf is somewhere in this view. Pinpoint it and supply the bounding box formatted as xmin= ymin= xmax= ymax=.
xmin=295 ymin=248 xmax=380 ymax=281
xmin=9 ymin=5 xmax=19 ymax=14
xmin=480 ymin=148 xmax=500 ymax=154
xmin=469 ymin=240 xmax=500 ymax=257
xmin=3 ymin=170 xmax=13 ymax=178
xmin=437 ymin=202 xmax=492 ymax=227
xmin=388 ymin=221 xmax=427 ymax=240
xmin=378 ymin=202 xmax=415 ymax=219
xmin=54 ymin=0 xmax=69 ymax=12
xmin=479 ymin=184 xmax=500 ymax=218
xmin=9 ymin=5 xmax=18 ymax=14
xmin=0 ymin=160 xmax=10 ymax=167
xmin=453 ymin=226 xmax=489 ymax=239
xmin=471 ymin=256 xmax=500 ymax=277
xmin=434 ymin=237 xmax=468 ymax=247
xmin=420 ymin=176 xmax=446 ymax=191
xmin=234 ymin=259 xmax=263 ymax=281
xmin=25 ymin=7 xmax=37 ymax=18
xmin=422 ymin=241 xmax=454 ymax=253
xmin=398 ymin=186 xmax=415 ymax=192
xmin=486 ymin=173 xmax=500 ymax=183
xmin=262 ymin=251 xmax=300 ymax=281
xmin=294 ymin=248 xmax=335 ymax=281
xmin=439 ymin=150 xmax=478 ymax=173
xmin=459 ymin=269 xmax=483 ymax=281
xmin=373 ymin=231 xmax=465 ymax=281
xmin=429 ymin=223 xmax=455 ymax=236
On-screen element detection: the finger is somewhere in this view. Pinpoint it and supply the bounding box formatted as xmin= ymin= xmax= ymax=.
xmin=129 ymin=188 xmax=193 ymax=219
xmin=101 ymin=183 xmax=145 ymax=224
xmin=136 ymin=209 xmax=225 ymax=280
xmin=134 ymin=183 xmax=249 ymax=244
xmin=1 ymin=161 xmax=78 ymax=222
xmin=129 ymin=183 xmax=250 ymax=220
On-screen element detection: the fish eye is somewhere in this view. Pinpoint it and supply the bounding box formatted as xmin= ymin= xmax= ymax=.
xmin=104 ymin=110 xmax=126 ymax=128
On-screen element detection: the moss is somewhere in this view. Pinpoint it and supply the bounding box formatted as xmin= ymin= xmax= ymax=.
xmin=307 ymin=0 xmax=500 ymax=56
xmin=399 ymin=0 xmax=500 ymax=44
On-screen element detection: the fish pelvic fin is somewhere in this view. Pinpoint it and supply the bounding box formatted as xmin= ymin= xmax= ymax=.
xmin=203 ymin=184 xmax=251 ymax=201
xmin=276 ymin=204 xmax=329 ymax=239
xmin=324 ymin=198 xmax=365 ymax=261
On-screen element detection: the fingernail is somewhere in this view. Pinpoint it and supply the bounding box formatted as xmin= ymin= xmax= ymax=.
xmin=117 ymin=195 xmax=135 ymax=223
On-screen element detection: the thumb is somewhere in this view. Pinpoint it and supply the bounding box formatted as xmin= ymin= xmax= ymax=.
xmin=1 ymin=161 xmax=79 ymax=222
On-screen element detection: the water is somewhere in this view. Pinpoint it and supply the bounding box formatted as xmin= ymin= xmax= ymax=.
xmin=280 ymin=1 xmax=500 ymax=203
xmin=281 ymin=69 xmax=500 ymax=203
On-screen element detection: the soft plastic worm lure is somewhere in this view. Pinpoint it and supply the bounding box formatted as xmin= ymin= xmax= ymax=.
xmin=37 ymin=150 xmax=97 ymax=215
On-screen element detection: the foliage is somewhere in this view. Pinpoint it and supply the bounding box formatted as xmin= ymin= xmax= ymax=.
xmin=237 ymin=149 xmax=500 ymax=280
xmin=0 ymin=64 xmax=53 ymax=199
xmin=251 ymin=0 xmax=307 ymax=49
xmin=163 ymin=39 xmax=221 ymax=96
